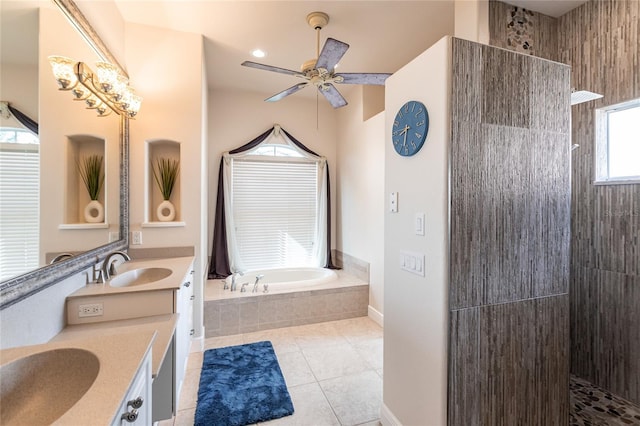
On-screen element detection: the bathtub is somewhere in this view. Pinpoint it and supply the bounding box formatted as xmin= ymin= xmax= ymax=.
xmin=225 ymin=267 xmax=337 ymax=292
xmin=205 ymin=267 xmax=368 ymax=337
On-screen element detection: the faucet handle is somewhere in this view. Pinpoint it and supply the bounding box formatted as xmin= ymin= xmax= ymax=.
xmin=240 ymin=282 xmax=249 ymax=292
xmin=108 ymin=260 xmax=118 ymax=276
xmin=95 ymin=269 xmax=106 ymax=284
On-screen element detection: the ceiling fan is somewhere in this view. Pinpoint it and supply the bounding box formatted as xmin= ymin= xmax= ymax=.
xmin=241 ymin=11 xmax=392 ymax=109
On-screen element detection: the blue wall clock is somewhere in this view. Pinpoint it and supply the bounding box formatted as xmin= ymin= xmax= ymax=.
xmin=392 ymin=100 xmax=429 ymax=156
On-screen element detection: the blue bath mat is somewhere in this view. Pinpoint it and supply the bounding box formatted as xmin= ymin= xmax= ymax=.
xmin=195 ymin=341 xmax=294 ymax=426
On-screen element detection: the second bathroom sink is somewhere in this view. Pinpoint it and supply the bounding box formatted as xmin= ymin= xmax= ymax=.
xmin=109 ymin=267 xmax=172 ymax=287
xmin=0 ymin=348 xmax=100 ymax=425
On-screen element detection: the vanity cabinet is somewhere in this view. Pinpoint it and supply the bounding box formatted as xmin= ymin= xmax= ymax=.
xmin=174 ymin=267 xmax=194 ymax=408
xmin=112 ymin=347 xmax=152 ymax=426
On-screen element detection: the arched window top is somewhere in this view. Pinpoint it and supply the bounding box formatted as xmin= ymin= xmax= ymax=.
xmin=248 ymin=144 xmax=305 ymax=158
xmin=0 ymin=127 xmax=39 ymax=145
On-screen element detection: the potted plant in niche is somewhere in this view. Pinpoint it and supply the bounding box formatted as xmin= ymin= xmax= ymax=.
xmin=153 ymin=157 xmax=179 ymax=221
xmin=78 ymin=154 xmax=105 ymax=223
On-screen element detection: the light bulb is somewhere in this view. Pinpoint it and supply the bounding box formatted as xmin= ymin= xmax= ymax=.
xmin=48 ymin=56 xmax=77 ymax=89
xmin=95 ymin=61 xmax=120 ymax=93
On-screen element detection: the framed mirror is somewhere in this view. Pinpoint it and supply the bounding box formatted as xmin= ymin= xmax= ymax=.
xmin=0 ymin=0 xmax=129 ymax=309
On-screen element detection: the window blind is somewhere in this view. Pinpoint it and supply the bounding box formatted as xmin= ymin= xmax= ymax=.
xmin=232 ymin=158 xmax=317 ymax=270
xmin=0 ymin=143 xmax=40 ymax=281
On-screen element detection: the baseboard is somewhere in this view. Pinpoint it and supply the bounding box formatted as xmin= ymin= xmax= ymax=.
xmin=191 ymin=328 xmax=204 ymax=352
xmin=368 ymin=305 xmax=384 ymax=327
xmin=380 ymin=403 xmax=402 ymax=426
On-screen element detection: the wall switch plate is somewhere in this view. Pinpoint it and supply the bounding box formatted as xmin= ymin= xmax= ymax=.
xmin=415 ymin=212 xmax=425 ymax=236
xmin=390 ymin=192 xmax=398 ymax=213
xmin=400 ymin=250 xmax=426 ymax=276
xmin=131 ymin=231 xmax=142 ymax=245
xmin=78 ymin=303 xmax=103 ymax=317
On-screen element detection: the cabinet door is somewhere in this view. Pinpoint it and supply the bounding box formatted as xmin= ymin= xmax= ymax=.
xmin=114 ymin=351 xmax=151 ymax=426
xmin=174 ymin=267 xmax=194 ymax=408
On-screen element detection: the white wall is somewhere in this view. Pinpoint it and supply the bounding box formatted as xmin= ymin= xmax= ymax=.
xmin=207 ymin=88 xmax=339 ymax=266
xmin=0 ymin=64 xmax=38 ymax=123
xmin=336 ymin=89 xmax=385 ymax=315
xmin=0 ymin=267 xmax=91 ymax=349
xmin=382 ymin=36 xmax=451 ymax=426
xmin=125 ymin=23 xmax=206 ymax=338
xmin=39 ymin=7 xmax=121 ymax=260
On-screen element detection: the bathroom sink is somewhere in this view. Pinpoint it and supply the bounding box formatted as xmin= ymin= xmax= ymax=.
xmin=109 ymin=267 xmax=172 ymax=287
xmin=0 ymin=348 xmax=100 ymax=425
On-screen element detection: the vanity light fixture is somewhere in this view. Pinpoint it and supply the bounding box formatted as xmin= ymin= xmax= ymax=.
xmin=47 ymin=55 xmax=142 ymax=118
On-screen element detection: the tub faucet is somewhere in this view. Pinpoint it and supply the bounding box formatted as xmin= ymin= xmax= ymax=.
xmin=102 ymin=250 xmax=131 ymax=280
xmin=230 ymin=271 xmax=244 ymax=291
xmin=252 ymin=274 xmax=265 ymax=293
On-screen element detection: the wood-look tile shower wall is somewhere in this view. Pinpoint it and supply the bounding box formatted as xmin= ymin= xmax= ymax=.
xmin=447 ymin=38 xmax=571 ymax=425
xmin=489 ymin=0 xmax=639 ymax=405
xmin=558 ymin=0 xmax=640 ymax=405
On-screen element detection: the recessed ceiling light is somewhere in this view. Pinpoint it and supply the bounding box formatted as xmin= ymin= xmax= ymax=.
xmin=251 ymin=49 xmax=266 ymax=58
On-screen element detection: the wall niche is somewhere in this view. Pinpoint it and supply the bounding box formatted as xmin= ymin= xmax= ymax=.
xmin=63 ymin=134 xmax=107 ymax=227
xmin=144 ymin=139 xmax=183 ymax=226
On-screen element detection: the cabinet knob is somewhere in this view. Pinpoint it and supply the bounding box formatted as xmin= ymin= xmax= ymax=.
xmin=183 ymin=281 xmax=191 ymax=288
xmin=190 ymin=329 xmax=195 ymax=336
xmin=121 ymin=409 xmax=138 ymax=423
xmin=128 ymin=397 xmax=143 ymax=409
xmin=190 ymin=295 xmax=195 ymax=301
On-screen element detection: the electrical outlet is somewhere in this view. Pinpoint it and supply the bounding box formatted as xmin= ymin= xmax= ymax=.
xmin=131 ymin=231 xmax=142 ymax=245
xmin=78 ymin=303 xmax=103 ymax=317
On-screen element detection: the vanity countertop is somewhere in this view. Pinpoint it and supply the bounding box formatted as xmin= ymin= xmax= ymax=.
xmin=0 ymin=331 xmax=155 ymax=425
xmin=66 ymin=255 xmax=194 ymax=298
xmin=50 ymin=313 xmax=178 ymax=378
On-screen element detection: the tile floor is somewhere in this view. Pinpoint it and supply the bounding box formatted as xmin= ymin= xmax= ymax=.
xmin=570 ymin=375 xmax=640 ymax=425
xmin=160 ymin=316 xmax=640 ymax=426
xmin=159 ymin=316 xmax=383 ymax=426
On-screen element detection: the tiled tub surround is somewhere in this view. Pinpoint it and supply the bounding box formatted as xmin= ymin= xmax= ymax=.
xmin=204 ymin=271 xmax=368 ymax=338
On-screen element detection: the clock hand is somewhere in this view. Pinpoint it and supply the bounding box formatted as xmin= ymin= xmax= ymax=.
xmin=402 ymin=127 xmax=408 ymax=150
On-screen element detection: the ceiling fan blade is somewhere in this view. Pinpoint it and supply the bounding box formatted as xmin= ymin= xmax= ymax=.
xmin=316 ymin=38 xmax=349 ymax=71
xmin=265 ymin=82 xmax=309 ymax=102
xmin=318 ymin=83 xmax=348 ymax=108
xmin=335 ymin=73 xmax=392 ymax=86
xmin=241 ymin=61 xmax=305 ymax=78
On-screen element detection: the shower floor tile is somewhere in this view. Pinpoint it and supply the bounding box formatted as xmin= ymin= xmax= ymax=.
xmin=570 ymin=375 xmax=640 ymax=425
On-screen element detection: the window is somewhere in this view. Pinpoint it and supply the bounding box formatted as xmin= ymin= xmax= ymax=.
xmin=0 ymin=128 xmax=39 ymax=281
xmin=595 ymin=99 xmax=640 ymax=184
xmin=230 ymin=144 xmax=322 ymax=270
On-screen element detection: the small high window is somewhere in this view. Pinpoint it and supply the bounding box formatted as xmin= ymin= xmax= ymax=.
xmin=595 ymin=99 xmax=640 ymax=184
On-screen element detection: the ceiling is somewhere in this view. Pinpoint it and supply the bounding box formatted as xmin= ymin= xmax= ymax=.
xmin=112 ymin=0 xmax=588 ymax=103
xmin=2 ymin=1 xmax=588 ymax=105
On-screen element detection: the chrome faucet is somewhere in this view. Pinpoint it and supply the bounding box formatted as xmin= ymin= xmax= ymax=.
xmin=50 ymin=252 xmax=73 ymax=264
xmin=102 ymin=250 xmax=131 ymax=280
xmin=252 ymin=274 xmax=264 ymax=293
xmin=230 ymin=271 xmax=244 ymax=291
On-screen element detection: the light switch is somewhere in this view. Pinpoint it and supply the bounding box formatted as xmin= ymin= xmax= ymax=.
xmin=400 ymin=250 xmax=426 ymax=276
xmin=415 ymin=212 xmax=425 ymax=236
xmin=390 ymin=192 xmax=398 ymax=213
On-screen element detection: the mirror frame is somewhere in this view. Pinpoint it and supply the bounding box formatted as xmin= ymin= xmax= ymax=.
xmin=0 ymin=0 xmax=129 ymax=309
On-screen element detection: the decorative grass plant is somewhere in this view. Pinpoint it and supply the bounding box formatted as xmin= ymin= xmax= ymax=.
xmin=77 ymin=154 xmax=104 ymax=200
xmin=153 ymin=157 xmax=179 ymax=201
